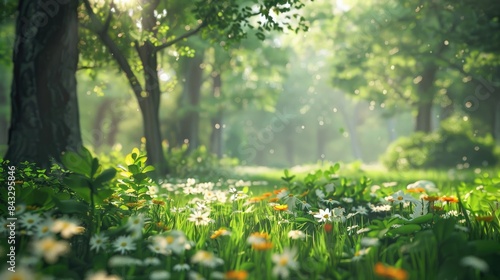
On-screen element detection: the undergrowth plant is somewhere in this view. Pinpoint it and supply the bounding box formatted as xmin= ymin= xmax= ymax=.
xmin=1 ymin=149 xmax=499 ymax=280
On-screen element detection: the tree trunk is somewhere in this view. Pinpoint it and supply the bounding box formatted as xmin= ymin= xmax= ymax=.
xmin=0 ymin=78 xmax=7 ymax=147
xmin=92 ymin=98 xmax=112 ymax=150
xmin=180 ymin=52 xmax=204 ymax=153
xmin=5 ymin=0 xmax=81 ymax=167
xmin=209 ymin=72 xmax=223 ymax=158
xmin=414 ymin=64 xmax=438 ymax=133
xmin=107 ymin=108 xmax=121 ymax=147
xmin=137 ymin=42 xmax=168 ymax=176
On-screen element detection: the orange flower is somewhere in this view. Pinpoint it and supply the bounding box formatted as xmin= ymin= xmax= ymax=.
xmin=475 ymin=216 xmax=494 ymax=222
xmin=324 ymin=223 xmax=333 ymax=232
xmin=248 ymin=196 xmax=265 ymax=203
xmin=407 ymin=187 xmax=426 ymax=193
xmin=252 ymin=242 xmax=273 ymax=250
xmin=225 ymin=270 xmax=248 ymax=280
xmin=440 ymin=196 xmax=459 ymax=203
xmin=250 ymin=232 xmax=269 ymax=240
xmin=152 ymin=199 xmax=165 ymax=205
xmin=269 ymin=197 xmax=279 ymax=203
xmin=211 ymin=228 xmax=230 ymax=239
xmin=273 ymin=204 xmax=288 ymax=211
xmin=423 ymin=195 xmax=440 ymax=201
xmin=261 ymin=192 xmax=273 ymax=198
xmin=374 ymin=262 xmax=408 ymax=280
xmin=273 ymin=188 xmax=287 ymax=195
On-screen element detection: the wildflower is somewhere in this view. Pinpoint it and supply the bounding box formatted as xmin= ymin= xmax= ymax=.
xmin=388 ymin=190 xmax=417 ymax=205
xmin=143 ymin=257 xmax=161 ymax=266
xmin=461 ymin=256 xmax=489 ymax=273
xmin=147 ymin=185 xmax=159 ymax=198
xmin=85 ymin=270 xmax=122 ymax=280
xmin=325 ymin=183 xmax=335 ymax=193
xmin=188 ymin=271 xmax=205 ymax=280
xmin=274 ymin=188 xmax=287 ymax=195
xmin=353 ymin=247 xmax=370 ymax=261
xmin=321 ymin=198 xmax=340 ymax=206
xmin=252 ymin=242 xmax=273 ymax=250
xmin=126 ymin=214 xmax=146 ymax=236
xmin=269 ymin=197 xmax=279 ymax=203
xmin=51 ymin=218 xmax=85 ymax=239
xmin=211 ymin=228 xmax=231 ymax=239
xmin=262 ymin=192 xmax=273 ymax=198
xmin=33 ymin=236 xmax=69 ymax=264
xmin=315 ymin=189 xmax=326 ymax=199
xmin=369 ymin=204 xmax=392 ymax=213
xmin=354 ymin=206 xmax=368 ymax=215
xmin=406 ymin=187 xmax=425 ymax=193
xmin=422 ymin=195 xmax=440 ymax=201
xmin=324 ymin=223 xmax=333 ymax=232
xmin=360 ymin=237 xmax=380 ymax=247
xmin=440 ymin=196 xmax=459 ymax=203
xmin=19 ymin=212 xmax=42 ymax=230
xmin=188 ymin=210 xmax=211 ymax=226
xmin=247 ymin=232 xmax=270 ymax=245
xmin=191 ymin=250 xmax=224 ymax=268
xmin=0 ymin=266 xmax=36 ymax=280
xmin=90 ymin=233 xmax=109 ymax=253
xmin=150 ymin=270 xmax=171 ymax=280
xmin=287 ymin=230 xmax=306 ymax=240
xmin=332 ymin=207 xmax=346 ymax=222
xmin=313 ymin=208 xmax=332 ymax=223
xmin=374 ymin=262 xmax=408 ymax=280
xmin=225 ymin=270 xmax=248 ymax=280
xmin=356 ymin=227 xmax=371 ymax=234
xmin=342 ymin=197 xmax=353 ymax=203
xmin=152 ymin=199 xmax=166 ymax=206
xmin=108 ymin=256 xmax=142 ymax=267
xmin=273 ymin=204 xmax=288 ymax=211
xmin=173 ymin=263 xmax=190 ymax=272
xmin=33 ymin=220 xmax=53 ymax=238
xmin=113 ymin=235 xmax=136 ymax=254
xmin=409 ymin=200 xmax=429 ymax=219
xmin=407 ymin=180 xmax=438 ymax=193
xmin=272 ymin=247 xmax=299 ymax=279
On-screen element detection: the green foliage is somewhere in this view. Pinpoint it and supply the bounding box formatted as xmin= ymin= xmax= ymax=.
xmin=382 ymin=118 xmax=499 ymax=170
xmin=166 ymin=145 xmax=237 ymax=179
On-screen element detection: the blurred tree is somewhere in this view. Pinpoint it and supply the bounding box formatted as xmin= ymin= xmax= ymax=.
xmin=329 ymin=0 xmax=499 ymax=134
xmin=4 ymin=0 xmax=81 ymax=168
xmin=80 ymin=0 xmax=309 ymax=177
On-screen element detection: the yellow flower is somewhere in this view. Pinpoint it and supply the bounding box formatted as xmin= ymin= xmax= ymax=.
xmin=252 ymin=242 xmax=273 ymax=251
xmin=211 ymin=228 xmax=231 ymax=239
xmin=273 ymin=204 xmax=288 ymax=211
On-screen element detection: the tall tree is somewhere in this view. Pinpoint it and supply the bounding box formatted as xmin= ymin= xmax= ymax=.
xmin=5 ymin=0 xmax=81 ymax=167
xmin=81 ymin=0 xmax=308 ymax=177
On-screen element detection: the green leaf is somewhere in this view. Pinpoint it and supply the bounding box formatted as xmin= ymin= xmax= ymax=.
xmin=94 ymin=168 xmax=117 ymax=186
xmin=61 ymin=147 xmax=93 ymax=177
xmin=90 ymin=157 xmax=100 ymax=179
xmin=294 ymin=217 xmax=316 ymax=224
xmin=389 ymin=224 xmax=421 ymax=235
xmin=52 ymin=198 xmax=89 ymax=215
xmin=406 ymin=213 xmax=434 ymax=224
xmin=142 ymin=165 xmax=155 ymax=173
xmin=128 ymin=164 xmax=140 ymax=174
xmin=469 ymin=240 xmax=500 ymax=256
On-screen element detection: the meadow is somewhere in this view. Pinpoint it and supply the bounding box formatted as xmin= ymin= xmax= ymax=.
xmin=1 ymin=148 xmax=499 ymax=280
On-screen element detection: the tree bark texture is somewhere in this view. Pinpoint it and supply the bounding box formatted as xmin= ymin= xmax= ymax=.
xmin=5 ymin=0 xmax=81 ymax=167
xmin=415 ymin=64 xmax=438 ymax=133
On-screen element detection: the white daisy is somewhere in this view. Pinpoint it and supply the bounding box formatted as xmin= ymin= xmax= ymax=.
xmin=90 ymin=233 xmax=109 ymax=253
xmin=113 ymin=235 xmax=136 ymax=254
xmin=272 ymin=247 xmax=299 ymax=279
xmin=313 ymin=208 xmax=332 ymax=223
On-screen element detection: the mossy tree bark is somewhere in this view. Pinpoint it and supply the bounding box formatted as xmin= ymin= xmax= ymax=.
xmin=5 ymin=0 xmax=81 ymax=167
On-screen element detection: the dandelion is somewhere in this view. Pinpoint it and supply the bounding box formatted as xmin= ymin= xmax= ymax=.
xmin=313 ymin=208 xmax=332 ymax=223
xmin=225 ymin=270 xmax=248 ymax=280
xmin=191 ymin=250 xmax=224 ymax=268
xmin=113 ymin=235 xmax=136 ymax=254
xmin=272 ymin=247 xmax=299 ymax=279
xmin=51 ymin=218 xmax=85 ymax=239
xmin=90 ymin=233 xmax=109 ymax=253
xmin=19 ymin=212 xmax=42 ymax=230
xmin=287 ymin=230 xmax=306 ymax=240
xmin=150 ymin=270 xmax=171 ymax=280
xmin=33 ymin=236 xmax=69 ymax=264
xmin=461 ymin=256 xmax=489 ymax=273
xmin=85 ymin=270 xmax=122 ymax=280
xmin=374 ymin=262 xmax=408 ymax=280
xmin=188 ymin=210 xmax=211 ymax=226
xmin=210 ymin=228 xmax=231 ymax=239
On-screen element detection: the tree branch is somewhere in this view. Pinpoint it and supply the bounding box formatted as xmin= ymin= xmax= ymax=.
xmin=155 ymin=22 xmax=206 ymax=52
xmin=82 ymin=0 xmax=144 ymax=98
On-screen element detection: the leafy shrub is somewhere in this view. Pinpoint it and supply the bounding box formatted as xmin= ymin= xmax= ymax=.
xmin=382 ymin=118 xmax=499 ymax=170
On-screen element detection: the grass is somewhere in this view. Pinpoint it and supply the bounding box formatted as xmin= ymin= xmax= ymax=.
xmin=1 ymin=155 xmax=500 ymax=280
